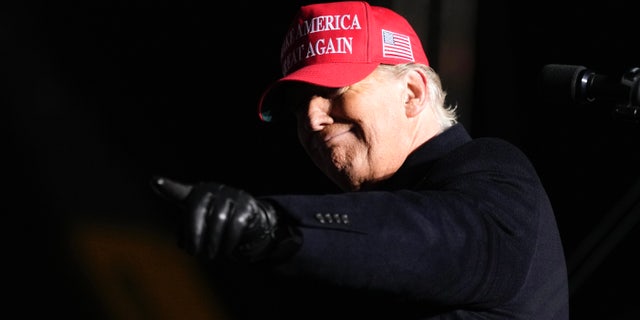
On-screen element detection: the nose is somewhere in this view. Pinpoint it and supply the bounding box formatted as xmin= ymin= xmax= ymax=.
xmin=301 ymin=95 xmax=334 ymax=131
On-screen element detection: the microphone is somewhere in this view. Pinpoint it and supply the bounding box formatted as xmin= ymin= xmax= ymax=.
xmin=539 ymin=64 xmax=640 ymax=122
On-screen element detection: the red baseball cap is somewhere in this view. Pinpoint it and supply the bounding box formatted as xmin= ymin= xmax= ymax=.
xmin=258 ymin=1 xmax=429 ymax=122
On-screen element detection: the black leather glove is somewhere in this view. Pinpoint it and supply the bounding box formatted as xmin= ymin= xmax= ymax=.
xmin=151 ymin=176 xmax=282 ymax=263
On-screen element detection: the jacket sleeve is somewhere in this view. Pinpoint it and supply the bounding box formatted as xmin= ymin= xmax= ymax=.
xmin=261 ymin=138 xmax=549 ymax=307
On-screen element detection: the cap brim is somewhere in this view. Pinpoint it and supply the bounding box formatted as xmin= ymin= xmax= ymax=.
xmin=258 ymin=62 xmax=380 ymax=122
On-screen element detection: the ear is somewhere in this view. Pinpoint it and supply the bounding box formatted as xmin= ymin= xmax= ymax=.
xmin=403 ymin=68 xmax=428 ymax=118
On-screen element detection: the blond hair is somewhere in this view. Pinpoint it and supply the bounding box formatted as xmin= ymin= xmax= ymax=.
xmin=378 ymin=63 xmax=458 ymax=129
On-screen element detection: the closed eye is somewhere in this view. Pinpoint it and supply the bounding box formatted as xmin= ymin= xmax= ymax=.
xmin=284 ymin=83 xmax=344 ymax=114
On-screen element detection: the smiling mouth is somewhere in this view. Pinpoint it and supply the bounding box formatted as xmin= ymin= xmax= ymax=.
xmin=324 ymin=130 xmax=349 ymax=142
xmin=306 ymin=127 xmax=353 ymax=155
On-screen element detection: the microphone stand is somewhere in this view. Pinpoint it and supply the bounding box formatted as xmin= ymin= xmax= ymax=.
xmin=567 ymin=66 xmax=640 ymax=295
xmin=567 ymin=177 xmax=640 ymax=296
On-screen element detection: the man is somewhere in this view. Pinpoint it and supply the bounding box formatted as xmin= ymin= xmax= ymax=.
xmin=152 ymin=1 xmax=569 ymax=319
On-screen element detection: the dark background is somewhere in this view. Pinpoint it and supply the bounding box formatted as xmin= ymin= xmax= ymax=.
xmin=5 ymin=0 xmax=639 ymax=318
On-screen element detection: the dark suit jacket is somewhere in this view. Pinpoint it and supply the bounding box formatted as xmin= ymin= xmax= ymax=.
xmin=210 ymin=124 xmax=569 ymax=320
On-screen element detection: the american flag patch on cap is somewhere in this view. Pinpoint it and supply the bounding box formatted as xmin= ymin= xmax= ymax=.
xmin=382 ymin=29 xmax=414 ymax=61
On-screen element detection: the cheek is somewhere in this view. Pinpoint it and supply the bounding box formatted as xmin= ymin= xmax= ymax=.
xmin=359 ymin=98 xmax=404 ymax=135
xmin=364 ymin=110 xmax=407 ymax=158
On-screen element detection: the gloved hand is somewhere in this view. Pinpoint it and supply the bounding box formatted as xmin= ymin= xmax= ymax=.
xmin=151 ymin=176 xmax=281 ymax=263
